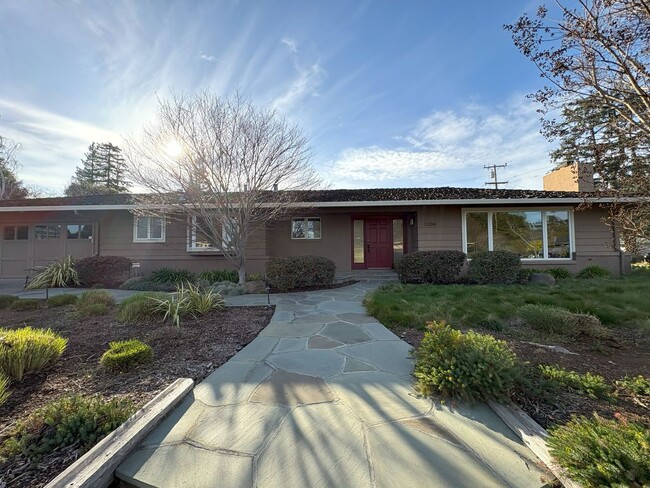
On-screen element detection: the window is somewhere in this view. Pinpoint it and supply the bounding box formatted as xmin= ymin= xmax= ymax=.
xmin=35 ymin=224 xmax=61 ymax=239
xmin=291 ymin=217 xmax=321 ymax=239
xmin=133 ymin=216 xmax=165 ymax=242
xmin=463 ymin=209 xmax=573 ymax=260
xmin=3 ymin=225 xmax=28 ymax=240
xmin=67 ymin=224 xmax=93 ymax=239
xmin=392 ymin=219 xmax=404 ymax=263
xmin=353 ymin=220 xmax=364 ymax=264
xmin=188 ymin=216 xmax=235 ymax=251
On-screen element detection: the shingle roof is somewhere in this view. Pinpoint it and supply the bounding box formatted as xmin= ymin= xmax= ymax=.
xmin=0 ymin=187 xmax=592 ymax=208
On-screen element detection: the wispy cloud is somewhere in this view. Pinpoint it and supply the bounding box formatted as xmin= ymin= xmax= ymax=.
xmin=324 ymin=96 xmax=554 ymax=189
xmin=200 ymin=52 xmax=217 ymax=62
xmin=273 ymin=62 xmax=326 ymax=112
xmin=281 ymin=38 xmax=298 ymax=53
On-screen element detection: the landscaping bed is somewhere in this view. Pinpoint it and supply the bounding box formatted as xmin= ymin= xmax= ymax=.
xmin=0 ymin=301 xmax=274 ymax=488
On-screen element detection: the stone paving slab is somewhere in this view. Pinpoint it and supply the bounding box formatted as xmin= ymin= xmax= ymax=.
xmin=265 ymin=349 xmax=345 ymax=378
xmin=193 ymin=361 xmax=273 ymax=407
xmin=249 ymin=371 xmax=335 ymax=406
xmin=337 ymin=340 xmax=414 ymax=377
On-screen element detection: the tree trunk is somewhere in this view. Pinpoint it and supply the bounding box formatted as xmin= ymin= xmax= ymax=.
xmin=238 ymin=266 xmax=246 ymax=286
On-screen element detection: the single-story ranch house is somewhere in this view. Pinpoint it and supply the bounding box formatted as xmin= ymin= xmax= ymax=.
xmin=0 ymin=164 xmax=631 ymax=279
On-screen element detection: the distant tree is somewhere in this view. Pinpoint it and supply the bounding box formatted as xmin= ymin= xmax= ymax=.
xmin=0 ymin=133 xmax=30 ymax=200
xmin=65 ymin=142 xmax=130 ymax=196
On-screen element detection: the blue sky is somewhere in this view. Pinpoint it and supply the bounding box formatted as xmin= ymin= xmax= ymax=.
xmin=0 ymin=0 xmax=560 ymax=193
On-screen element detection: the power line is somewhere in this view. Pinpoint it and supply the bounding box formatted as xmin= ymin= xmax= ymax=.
xmin=484 ymin=163 xmax=508 ymax=189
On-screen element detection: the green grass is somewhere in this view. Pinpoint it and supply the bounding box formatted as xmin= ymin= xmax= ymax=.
xmin=364 ymin=271 xmax=650 ymax=332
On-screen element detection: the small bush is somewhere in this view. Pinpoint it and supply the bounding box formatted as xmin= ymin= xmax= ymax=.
xmin=77 ymin=289 xmax=116 ymax=308
xmin=546 ymin=267 xmax=573 ymax=279
xmin=119 ymin=277 xmax=177 ymax=292
xmin=577 ymin=265 xmax=611 ymax=279
xmin=198 ymin=269 xmax=238 ymax=284
xmin=0 ymin=327 xmax=68 ymax=381
xmin=540 ymin=365 xmax=611 ymax=399
xmin=47 ymin=294 xmax=78 ymax=307
xmin=467 ymin=251 xmax=521 ymax=284
xmin=0 ymin=374 xmax=9 ymax=407
xmin=548 ymin=415 xmax=650 ymax=487
xmin=75 ymin=255 xmax=132 ymax=287
xmin=396 ymin=250 xmax=466 ymax=284
xmin=150 ymin=267 xmax=195 ymax=285
xmin=26 ymin=255 xmax=79 ymax=289
xmin=178 ymin=282 xmax=225 ymax=316
xmin=247 ymin=272 xmax=265 ymax=282
xmin=413 ymin=322 xmax=520 ymax=402
xmin=518 ymin=304 xmax=610 ymax=339
xmin=117 ymin=292 xmax=168 ymax=323
xmin=616 ymin=375 xmax=650 ymax=396
xmin=100 ymin=339 xmax=153 ymax=371
xmin=266 ymin=255 xmax=336 ymax=292
xmin=75 ymin=303 xmax=109 ymax=318
xmin=0 ymin=295 xmax=18 ymax=309
xmin=9 ymin=299 xmax=40 ymax=311
xmin=0 ymin=394 xmax=135 ymax=461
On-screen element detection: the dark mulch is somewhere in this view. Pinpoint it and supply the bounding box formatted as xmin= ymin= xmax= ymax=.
xmin=0 ymin=303 xmax=274 ymax=488
xmin=396 ymin=325 xmax=650 ymax=430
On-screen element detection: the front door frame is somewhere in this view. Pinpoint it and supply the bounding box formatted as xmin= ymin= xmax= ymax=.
xmin=350 ymin=214 xmax=410 ymax=270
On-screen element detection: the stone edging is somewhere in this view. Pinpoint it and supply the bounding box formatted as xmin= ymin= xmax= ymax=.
xmin=44 ymin=377 xmax=194 ymax=488
xmin=487 ymin=401 xmax=583 ymax=488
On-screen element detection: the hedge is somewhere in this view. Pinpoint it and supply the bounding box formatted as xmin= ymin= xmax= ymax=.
xmin=75 ymin=255 xmax=132 ymax=287
xmin=467 ymin=250 xmax=521 ymax=284
xmin=266 ymin=256 xmax=336 ymax=292
xmin=396 ymin=250 xmax=466 ymax=284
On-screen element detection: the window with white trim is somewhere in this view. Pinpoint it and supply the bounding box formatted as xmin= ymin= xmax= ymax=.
xmin=133 ymin=216 xmax=165 ymax=242
xmin=291 ymin=217 xmax=321 ymax=239
xmin=188 ymin=216 xmax=236 ymax=251
xmin=463 ymin=209 xmax=573 ymax=260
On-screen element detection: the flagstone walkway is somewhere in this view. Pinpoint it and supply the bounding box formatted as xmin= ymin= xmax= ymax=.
xmin=116 ymin=281 xmax=549 ymax=488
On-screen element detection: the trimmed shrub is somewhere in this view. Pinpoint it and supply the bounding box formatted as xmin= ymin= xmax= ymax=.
xmin=540 ymin=365 xmax=611 ymax=399
xmin=467 ymin=251 xmax=521 ymax=284
xmin=150 ymin=267 xmax=195 ymax=285
xmin=266 ymin=256 xmax=336 ymax=292
xmin=119 ymin=277 xmax=177 ymax=292
xmin=117 ymin=292 xmax=168 ymax=323
xmin=100 ymin=339 xmax=153 ymax=371
xmin=9 ymin=299 xmax=40 ymax=311
xmin=577 ymin=265 xmax=611 ymax=279
xmin=75 ymin=255 xmax=132 ymax=287
xmin=0 ymin=327 xmax=68 ymax=381
xmin=413 ymin=322 xmax=520 ymax=402
xmin=518 ymin=304 xmax=610 ymax=339
xmin=47 ymin=294 xmax=78 ymax=307
xmin=74 ymin=303 xmax=109 ymax=318
xmin=546 ymin=267 xmax=573 ymax=279
xmin=396 ymin=250 xmax=466 ymax=284
xmin=548 ymin=415 xmax=650 ymax=487
xmin=26 ymin=255 xmax=79 ymax=289
xmin=0 ymin=394 xmax=135 ymax=461
xmin=0 ymin=295 xmax=18 ymax=309
xmin=198 ymin=269 xmax=238 ymax=284
xmin=0 ymin=374 xmax=9 ymax=407
xmin=616 ymin=375 xmax=650 ymax=396
xmin=77 ymin=289 xmax=116 ymax=308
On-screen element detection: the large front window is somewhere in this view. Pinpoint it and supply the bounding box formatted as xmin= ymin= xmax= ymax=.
xmin=188 ymin=216 xmax=235 ymax=251
xmin=463 ymin=209 xmax=573 ymax=260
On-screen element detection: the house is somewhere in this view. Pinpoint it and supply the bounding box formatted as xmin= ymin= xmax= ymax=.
xmin=0 ymin=165 xmax=631 ymax=279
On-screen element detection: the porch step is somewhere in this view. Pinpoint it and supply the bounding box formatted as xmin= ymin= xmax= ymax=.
xmin=334 ymin=270 xmax=398 ymax=283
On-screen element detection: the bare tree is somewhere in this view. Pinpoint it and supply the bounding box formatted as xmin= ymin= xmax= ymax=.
xmin=126 ymin=92 xmax=321 ymax=284
xmin=0 ymin=133 xmax=30 ymax=200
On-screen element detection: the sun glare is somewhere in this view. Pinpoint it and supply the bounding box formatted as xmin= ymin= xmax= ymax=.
xmin=165 ymin=140 xmax=183 ymax=158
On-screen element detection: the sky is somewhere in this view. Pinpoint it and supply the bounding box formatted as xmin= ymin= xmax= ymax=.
xmin=0 ymin=0 xmax=563 ymax=194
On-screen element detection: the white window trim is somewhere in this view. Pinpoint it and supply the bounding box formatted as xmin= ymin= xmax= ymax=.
xmin=133 ymin=215 xmax=166 ymax=243
xmin=291 ymin=217 xmax=322 ymax=240
xmin=187 ymin=215 xmax=234 ymax=252
xmin=461 ymin=207 xmax=575 ymax=261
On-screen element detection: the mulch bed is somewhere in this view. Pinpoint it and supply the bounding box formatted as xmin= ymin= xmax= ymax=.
xmin=0 ymin=303 xmax=274 ymax=488
xmin=397 ymin=326 xmax=650 ymax=430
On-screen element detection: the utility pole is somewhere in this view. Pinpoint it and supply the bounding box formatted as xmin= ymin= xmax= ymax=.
xmin=484 ymin=163 xmax=508 ymax=189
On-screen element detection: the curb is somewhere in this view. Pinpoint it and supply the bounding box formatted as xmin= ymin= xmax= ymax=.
xmin=487 ymin=400 xmax=582 ymax=488
xmin=45 ymin=377 xmax=194 ymax=488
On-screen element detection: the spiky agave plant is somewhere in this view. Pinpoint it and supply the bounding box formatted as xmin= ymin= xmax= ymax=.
xmin=26 ymin=256 xmax=79 ymax=290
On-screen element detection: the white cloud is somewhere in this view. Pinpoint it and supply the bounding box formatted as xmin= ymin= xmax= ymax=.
xmin=273 ymin=62 xmax=325 ymax=112
xmin=200 ymin=52 xmax=217 ymax=62
xmin=324 ymin=96 xmax=555 ymax=190
xmin=281 ymin=38 xmax=298 ymax=53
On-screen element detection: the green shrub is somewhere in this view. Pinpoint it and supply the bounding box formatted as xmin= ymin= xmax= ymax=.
xmin=546 ymin=267 xmax=573 ymax=279
xmin=75 ymin=255 xmax=132 ymax=287
xmin=266 ymin=255 xmax=336 ymax=292
xmin=247 ymin=272 xmax=265 ymax=282
xmin=100 ymin=339 xmax=153 ymax=371
xmin=0 ymin=295 xmax=18 ymax=309
xmin=0 ymin=327 xmax=68 ymax=381
xmin=150 ymin=267 xmax=195 ymax=285
xmin=518 ymin=304 xmax=610 ymax=338
xmin=539 ymin=365 xmax=611 ymax=399
xmin=396 ymin=250 xmax=466 ymax=284
xmin=198 ymin=269 xmax=238 ymax=284
xmin=413 ymin=322 xmax=520 ymax=402
xmin=577 ymin=265 xmax=611 ymax=279
xmin=467 ymin=251 xmax=521 ymax=284
xmin=47 ymin=294 xmax=78 ymax=307
xmin=117 ymin=292 xmax=168 ymax=323
xmin=75 ymin=303 xmax=109 ymax=318
xmin=77 ymin=289 xmax=116 ymax=308
xmin=616 ymin=375 xmax=650 ymax=396
xmin=119 ymin=277 xmax=177 ymax=292
xmin=26 ymin=255 xmax=79 ymax=289
xmin=178 ymin=282 xmax=225 ymax=316
xmin=0 ymin=374 xmax=9 ymax=407
xmin=548 ymin=415 xmax=650 ymax=488
xmin=0 ymin=394 xmax=135 ymax=461
xmin=9 ymin=299 xmax=40 ymax=311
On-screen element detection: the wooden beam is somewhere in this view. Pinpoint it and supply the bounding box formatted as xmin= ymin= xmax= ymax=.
xmin=45 ymin=377 xmax=194 ymax=488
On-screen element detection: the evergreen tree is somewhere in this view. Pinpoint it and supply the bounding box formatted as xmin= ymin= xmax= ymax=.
xmin=65 ymin=142 xmax=131 ymax=196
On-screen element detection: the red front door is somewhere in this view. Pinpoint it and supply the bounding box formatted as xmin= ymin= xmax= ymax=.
xmin=365 ymin=218 xmax=393 ymax=268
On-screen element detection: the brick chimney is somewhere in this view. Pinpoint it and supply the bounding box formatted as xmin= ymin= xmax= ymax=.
xmin=543 ymin=163 xmax=595 ymax=192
